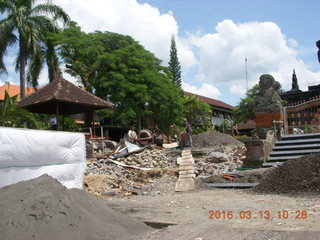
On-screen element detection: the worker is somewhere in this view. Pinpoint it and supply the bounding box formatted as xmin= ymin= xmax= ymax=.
xmin=128 ymin=126 xmax=137 ymax=143
xmin=183 ymin=119 xmax=193 ymax=147
xmin=50 ymin=115 xmax=57 ymax=130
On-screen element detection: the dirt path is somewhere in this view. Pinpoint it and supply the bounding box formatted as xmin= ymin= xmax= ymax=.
xmin=107 ymin=182 xmax=320 ymax=240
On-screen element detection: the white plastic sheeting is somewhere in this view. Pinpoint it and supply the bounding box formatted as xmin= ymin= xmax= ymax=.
xmin=0 ymin=127 xmax=86 ymax=189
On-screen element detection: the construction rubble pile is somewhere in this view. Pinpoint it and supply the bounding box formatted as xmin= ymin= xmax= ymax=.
xmin=195 ymin=145 xmax=246 ymax=178
xmin=84 ymin=130 xmax=247 ymax=198
xmin=84 ymin=147 xmax=177 ymax=198
xmin=116 ymin=148 xmax=175 ymax=168
xmin=191 ymin=131 xmax=246 ymax=178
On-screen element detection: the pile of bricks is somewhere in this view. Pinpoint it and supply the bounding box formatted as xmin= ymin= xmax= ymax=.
xmin=175 ymin=149 xmax=195 ymax=191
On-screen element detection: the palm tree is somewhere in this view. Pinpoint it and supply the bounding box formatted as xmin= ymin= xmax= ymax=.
xmin=0 ymin=90 xmax=39 ymax=127
xmin=0 ymin=0 xmax=69 ymax=98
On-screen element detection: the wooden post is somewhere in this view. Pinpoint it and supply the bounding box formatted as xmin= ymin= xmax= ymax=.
xmin=56 ymin=103 xmax=59 ymax=131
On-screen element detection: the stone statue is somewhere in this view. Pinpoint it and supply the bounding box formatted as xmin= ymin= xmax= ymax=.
xmin=256 ymin=74 xmax=283 ymax=111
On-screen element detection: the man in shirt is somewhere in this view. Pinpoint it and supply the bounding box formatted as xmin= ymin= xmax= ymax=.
xmin=128 ymin=126 xmax=137 ymax=143
xmin=183 ymin=119 xmax=193 ymax=147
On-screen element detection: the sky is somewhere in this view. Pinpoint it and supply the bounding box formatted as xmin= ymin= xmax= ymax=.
xmin=1 ymin=0 xmax=320 ymax=106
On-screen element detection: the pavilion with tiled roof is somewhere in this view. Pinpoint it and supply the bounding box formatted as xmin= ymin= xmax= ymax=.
xmin=18 ymin=77 xmax=113 ymax=129
xmin=18 ymin=77 xmax=113 ymax=115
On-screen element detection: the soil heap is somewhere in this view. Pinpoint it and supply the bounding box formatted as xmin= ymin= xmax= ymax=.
xmin=192 ymin=130 xmax=243 ymax=148
xmin=202 ymin=168 xmax=268 ymax=183
xmin=0 ymin=175 xmax=150 ymax=240
xmin=191 ymin=131 xmax=246 ymax=177
xmin=253 ymin=153 xmax=320 ymax=194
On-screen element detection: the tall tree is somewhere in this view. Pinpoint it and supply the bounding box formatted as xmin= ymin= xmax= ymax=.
xmin=52 ymin=26 xmax=184 ymax=132
xmin=168 ymin=35 xmax=182 ymax=87
xmin=0 ymin=0 xmax=69 ymax=98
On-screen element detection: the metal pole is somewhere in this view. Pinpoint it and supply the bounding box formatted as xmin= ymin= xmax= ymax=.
xmin=245 ymin=57 xmax=248 ymax=91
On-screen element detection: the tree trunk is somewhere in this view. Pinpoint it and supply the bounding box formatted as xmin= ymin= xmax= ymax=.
xmin=48 ymin=59 xmax=57 ymax=82
xmin=19 ymin=38 xmax=26 ymax=99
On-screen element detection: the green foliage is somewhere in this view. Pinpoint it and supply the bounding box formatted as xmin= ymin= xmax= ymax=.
xmin=0 ymin=91 xmax=39 ymax=128
xmin=52 ymin=25 xmax=183 ymax=133
xmin=233 ymin=84 xmax=260 ymax=124
xmin=168 ymin=35 xmax=182 ymax=87
xmin=34 ymin=114 xmax=79 ymax=131
xmin=218 ymin=119 xmax=229 ymax=133
xmin=182 ymin=94 xmax=212 ymax=134
xmin=0 ymin=0 xmax=70 ymax=96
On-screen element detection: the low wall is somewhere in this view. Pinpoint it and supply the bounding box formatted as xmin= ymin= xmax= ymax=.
xmin=238 ymin=131 xmax=276 ymax=167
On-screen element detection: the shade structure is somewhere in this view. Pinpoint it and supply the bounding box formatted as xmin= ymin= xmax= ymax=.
xmin=18 ymin=77 xmax=114 ymax=115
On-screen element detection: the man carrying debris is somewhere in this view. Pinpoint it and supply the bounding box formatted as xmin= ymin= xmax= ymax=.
xmin=128 ymin=126 xmax=137 ymax=143
xmin=183 ymin=119 xmax=193 ymax=147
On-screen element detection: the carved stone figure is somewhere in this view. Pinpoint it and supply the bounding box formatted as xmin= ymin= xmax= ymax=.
xmin=317 ymin=40 xmax=320 ymax=64
xmin=256 ymin=74 xmax=283 ymax=111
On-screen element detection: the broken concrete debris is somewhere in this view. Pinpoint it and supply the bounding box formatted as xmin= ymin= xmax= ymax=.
xmin=84 ymin=131 xmax=247 ymax=198
xmin=175 ymin=150 xmax=195 ymax=192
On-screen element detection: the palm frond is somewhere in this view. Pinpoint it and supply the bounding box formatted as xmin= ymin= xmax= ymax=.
xmin=0 ymin=90 xmax=40 ymax=128
xmin=31 ymin=3 xmax=70 ymax=25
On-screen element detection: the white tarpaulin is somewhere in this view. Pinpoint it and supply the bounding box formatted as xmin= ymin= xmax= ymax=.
xmin=0 ymin=127 xmax=86 ymax=189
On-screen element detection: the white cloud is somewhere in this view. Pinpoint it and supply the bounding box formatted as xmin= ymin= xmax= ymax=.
xmin=185 ymin=19 xmax=320 ymax=98
xmin=2 ymin=0 xmax=320 ymax=106
xmin=182 ymin=81 xmax=221 ymax=99
xmin=55 ymin=0 xmax=197 ymax=66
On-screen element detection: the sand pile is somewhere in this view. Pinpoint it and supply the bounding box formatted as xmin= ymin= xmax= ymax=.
xmin=253 ymin=153 xmax=320 ymax=194
xmin=192 ymin=130 xmax=244 ymax=148
xmin=0 ymin=175 xmax=150 ymax=240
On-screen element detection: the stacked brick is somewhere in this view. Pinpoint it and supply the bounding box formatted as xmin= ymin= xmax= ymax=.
xmin=175 ymin=149 xmax=195 ymax=191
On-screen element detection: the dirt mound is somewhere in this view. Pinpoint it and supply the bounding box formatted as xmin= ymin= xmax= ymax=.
xmin=253 ymin=153 xmax=320 ymax=194
xmin=0 ymin=175 xmax=150 ymax=240
xmin=192 ymin=131 xmax=243 ymax=148
xmin=203 ymin=168 xmax=269 ymax=183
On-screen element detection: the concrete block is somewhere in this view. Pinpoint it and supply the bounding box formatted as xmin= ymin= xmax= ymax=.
xmin=179 ymin=165 xmax=194 ymax=171
xmin=179 ymin=170 xmax=194 ymax=175
xmin=175 ymin=178 xmax=195 ymax=191
xmin=179 ymin=174 xmax=196 ymax=179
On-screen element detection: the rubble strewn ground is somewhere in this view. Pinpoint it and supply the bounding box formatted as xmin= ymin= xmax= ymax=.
xmin=84 ymin=147 xmax=178 ymax=198
xmin=3 ymin=130 xmax=320 ymax=240
xmin=84 ymin=131 xmax=247 ymax=198
xmin=202 ymin=168 xmax=269 ymax=183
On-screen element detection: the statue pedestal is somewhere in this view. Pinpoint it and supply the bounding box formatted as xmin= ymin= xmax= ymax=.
xmin=255 ymin=110 xmax=283 ymax=139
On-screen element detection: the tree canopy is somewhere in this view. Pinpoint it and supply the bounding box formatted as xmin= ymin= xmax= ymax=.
xmin=182 ymin=94 xmax=212 ymax=134
xmin=233 ymin=84 xmax=260 ymax=123
xmin=52 ymin=24 xmax=183 ymax=132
